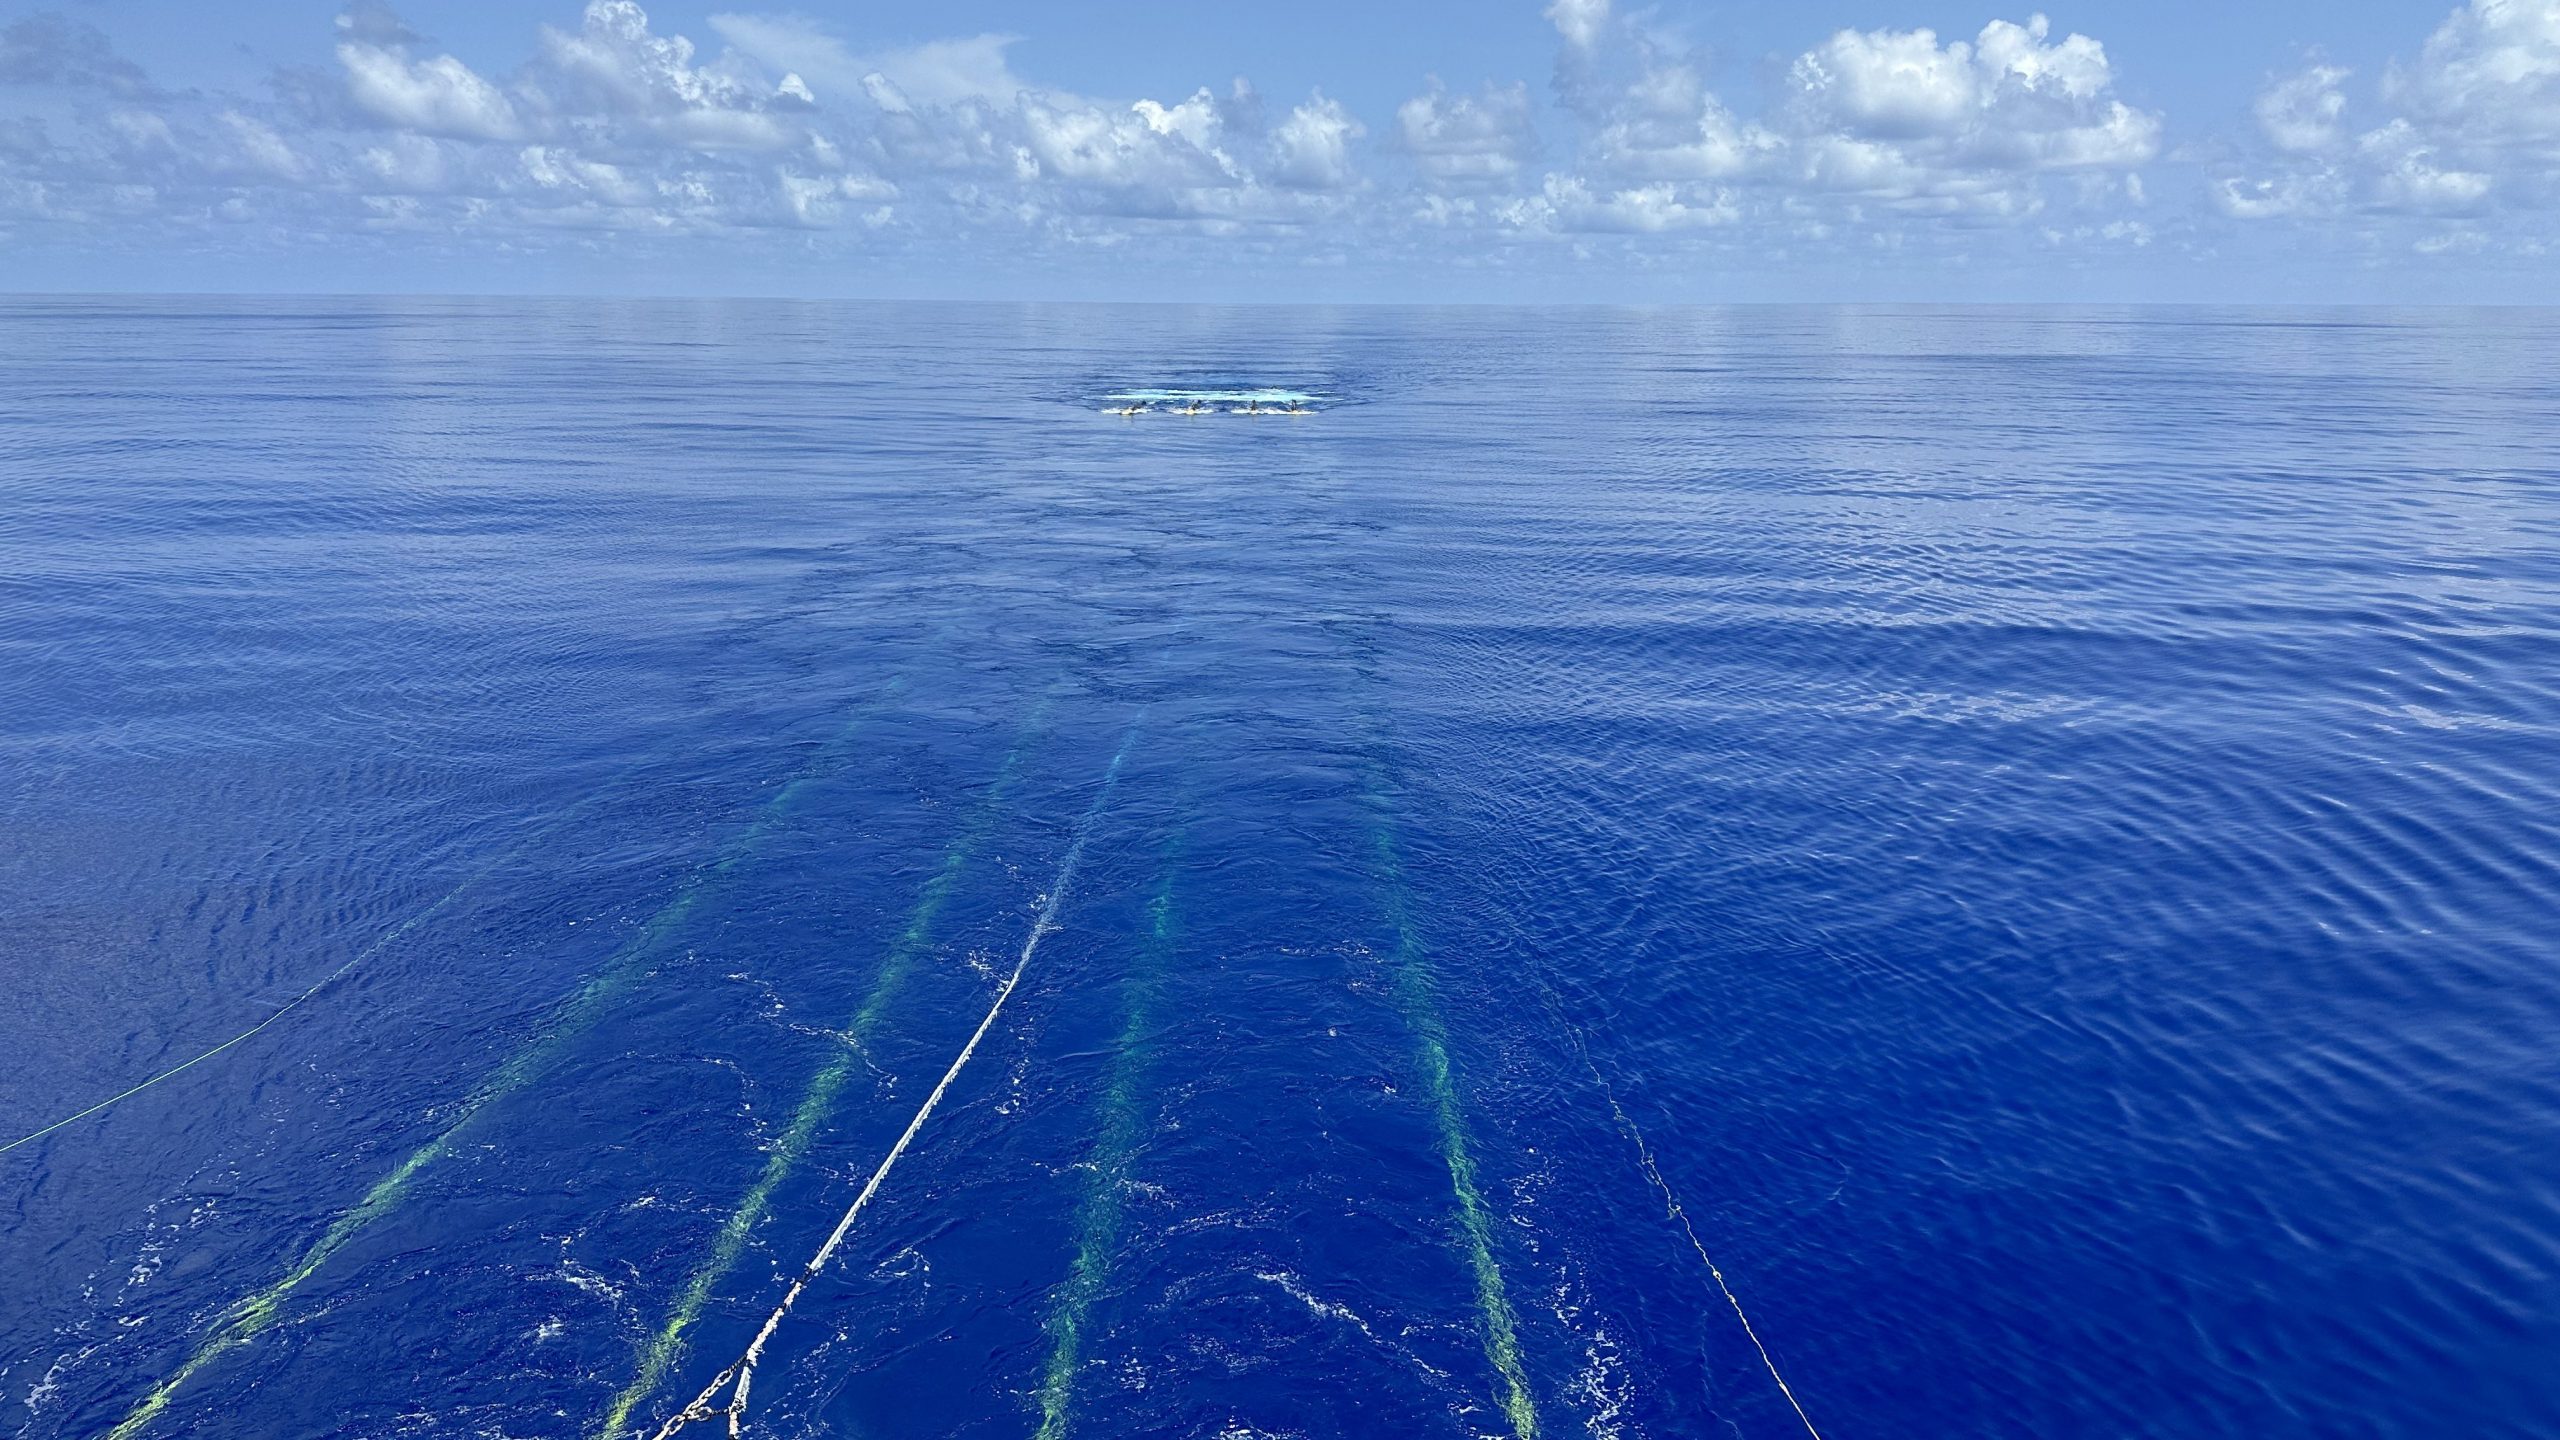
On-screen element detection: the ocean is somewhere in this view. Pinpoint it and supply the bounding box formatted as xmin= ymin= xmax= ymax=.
xmin=3 ymin=297 xmax=2556 ymax=1439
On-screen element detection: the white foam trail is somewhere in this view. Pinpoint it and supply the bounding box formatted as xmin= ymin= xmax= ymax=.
xmin=650 ymin=724 xmax=1139 ymax=1440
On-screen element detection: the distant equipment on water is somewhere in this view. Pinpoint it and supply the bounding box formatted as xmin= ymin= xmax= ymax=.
xmin=1102 ymin=387 xmax=1321 ymax=417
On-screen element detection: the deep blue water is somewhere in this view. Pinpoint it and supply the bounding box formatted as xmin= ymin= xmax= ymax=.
xmin=4 ymin=298 xmax=2558 ymax=1440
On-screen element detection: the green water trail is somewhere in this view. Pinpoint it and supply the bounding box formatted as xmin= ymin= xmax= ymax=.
xmin=595 ymin=708 xmax=1051 ymax=1440
xmin=1031 ymin=825 xmax=1184 ymax=1440
xmin=105 ymin=682 xmax=909 ymax=1440
xmin=1369 ymin=796 xmax=1540 ymax=1440
xmin=640 ymin=718 xmax=1139 ymax=1440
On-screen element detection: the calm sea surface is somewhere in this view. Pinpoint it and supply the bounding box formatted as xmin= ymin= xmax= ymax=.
xmin=3 ymin=299 xmax=2557 ymax=1440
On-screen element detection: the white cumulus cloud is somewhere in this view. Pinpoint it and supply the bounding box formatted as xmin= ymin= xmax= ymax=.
xmin=1509 ymin=8 xmax=2155 ymax=237
xmin=2389 ymin=0 xmax=2560 ymax=150
xmin=38 ymin=0 xmax=2560 ymax=285
xmin=1270 ymin=94 xmax=1364 ymax=191
xmin=1782 ymin=15 xmax=2159 ymax=199
xmin=2222 ymin=1 xmax=2560 ymax=225
xmin=1505 ymin=172 xmax=1736 ymax=232
xmin=1546 ymin=0 xmax=1612 ymax=54
xmin=2359 ymin=117 xmax=2496 ymax=212
xmin=530 ymin=0 xmax=797 ymax=151
xmin=707 ymin=15 xmax=1028 ymax=112
xmin=2256 ymin=64 xmax=2352 ymax=154
xmin=337 ymin=36 xmax=524 ymax=141
xmin=1396 ymin=80 xmax=1538 ymax=185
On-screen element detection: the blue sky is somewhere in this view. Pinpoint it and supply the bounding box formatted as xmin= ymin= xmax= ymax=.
xmin=2 ymin=0 xmax=2554 ymax=300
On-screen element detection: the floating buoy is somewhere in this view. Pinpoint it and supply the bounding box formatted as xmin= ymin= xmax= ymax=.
xmin=1101 ymin=387 xmax=1323 ymax=416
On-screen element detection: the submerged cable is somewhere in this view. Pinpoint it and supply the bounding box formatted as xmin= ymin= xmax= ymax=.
xmin=0 ymin=691 xmax=910 ymax=1163
xmin=647 ymin=722 xmax=1139 ymax=1440
xmin=1368 ymin=811 xmax=1541 ymax=1440
xmin=3 ymin=868 xmax=486 ymax=1158
xmin=1032 ymin=823 xmax=1184 ymax=1440
xmin=1548 ymin=1004 xmax=1826 ymax=1440
xmin=594 ymin=709 xmax=1053 ymax=1439
xmin=101 ymin=685 xmax=908 ymax=1440
xmin=1357 ymin=690 xmax=1823 ymax=1439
